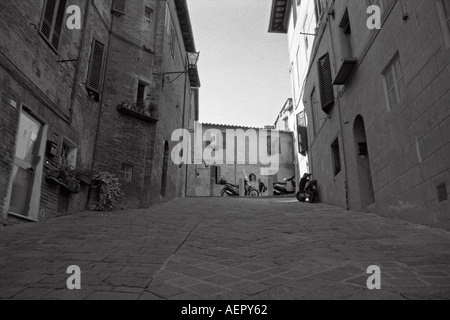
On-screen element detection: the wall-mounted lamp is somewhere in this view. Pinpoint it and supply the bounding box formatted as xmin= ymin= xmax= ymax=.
xmin=162 ymin=51 xmax=200 ymax=87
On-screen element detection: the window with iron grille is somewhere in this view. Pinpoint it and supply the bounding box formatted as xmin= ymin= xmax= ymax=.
xmin=40 ymin=0 xmax=68 ymax=52
xmin=318 ymin=53 xmax=334 ymax=114
xmin=86 ymin=40 xmax=105 ymax=98
xmin=112 ymin=0 xmax=126 ymax=14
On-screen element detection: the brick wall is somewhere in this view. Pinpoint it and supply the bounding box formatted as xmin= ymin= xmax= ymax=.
xmin=93 ymin=0 xmax=194 ymax=209
xmin=0 ymin=0 xmax=108 ymax=222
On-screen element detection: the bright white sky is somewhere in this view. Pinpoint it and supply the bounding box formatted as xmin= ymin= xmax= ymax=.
xmin=187 ymin=0 xmax=293 ymax=128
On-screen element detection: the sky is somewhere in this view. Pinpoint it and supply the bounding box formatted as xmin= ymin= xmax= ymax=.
xmin=186 ymin=0 xmax=292 ymax=128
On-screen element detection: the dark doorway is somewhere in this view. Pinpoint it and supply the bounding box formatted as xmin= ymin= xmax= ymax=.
xmin=353 ymin=115 xmax=375 ymax=208
xmin=161 ymin=141 xmax=169 ymax=197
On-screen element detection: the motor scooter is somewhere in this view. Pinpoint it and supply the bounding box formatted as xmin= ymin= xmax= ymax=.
xmin=219 ymin=178 xmax=259 ymax=197
xmin=273 ymin=176 xmax=296 ymax=196
xmin=296 ymin=173 xmax=318 ymax=203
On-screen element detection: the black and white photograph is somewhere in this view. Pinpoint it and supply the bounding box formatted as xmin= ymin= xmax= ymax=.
xmin=0 ymin=0 xmax=450 ymax=305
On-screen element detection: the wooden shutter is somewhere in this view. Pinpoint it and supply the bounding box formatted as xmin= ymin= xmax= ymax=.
xmin=318 ymin=53 xmax=335 ymax=114
xmin=137 ymin=82 xmax=146 ymax=108
xmin=51 ymin=0 xmax=67 ymax=50
xmin=87 ymin=40 xmax=105 ymax=93
xmin=112 ymin=0 xmax=126 ymax=14
xmin=40 ymin=0 xmax=56 ymax=39
xmin=297 ymin=112 xmax=308 ymax=155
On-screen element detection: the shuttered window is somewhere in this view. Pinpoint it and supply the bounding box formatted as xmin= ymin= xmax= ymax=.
xmin=136 ymin=82 xmax=146 ymax=109
xmin=40 ymin=0 xmax=68 ymax=51
xmin=297 ymin=111 xmax=308 ymax=156
xmin=112 ymin=0 xmax=126 ymax=14
xmin=86 ymin=40 xmax=105 ymax=94
xmin=318 ymin=53 xmax=334 ymax=114
xmin=331 ymin=138 xmax=342 ymax=177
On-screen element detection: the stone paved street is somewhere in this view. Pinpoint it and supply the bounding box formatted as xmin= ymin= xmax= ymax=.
xmin=1 ymin=197 xmax=450 ymax=300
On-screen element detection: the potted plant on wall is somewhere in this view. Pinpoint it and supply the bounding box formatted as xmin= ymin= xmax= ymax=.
xmin=46 ymin=161 xmax=81 ymax=193
xmin=88 ymin=172 xmax=123 ymax=211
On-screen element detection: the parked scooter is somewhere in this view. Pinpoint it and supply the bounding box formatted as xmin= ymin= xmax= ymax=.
xmin=273 ymin=176 xmax=296 ymax=196
xmin=296 ymin=173 xmax=318 ymax=203
xmin=219 ymin=178 xmax=259 ymax=197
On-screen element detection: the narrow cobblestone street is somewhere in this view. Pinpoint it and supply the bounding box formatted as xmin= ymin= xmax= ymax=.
xmin=1 ymin=197 xmax=450 ymax=300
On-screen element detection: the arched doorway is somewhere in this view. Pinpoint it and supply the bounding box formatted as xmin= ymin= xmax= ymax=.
xmin=353 ymin=115 xmax=375 ymax=208
xmin=161 ymin=141 xmax=169 ymax=198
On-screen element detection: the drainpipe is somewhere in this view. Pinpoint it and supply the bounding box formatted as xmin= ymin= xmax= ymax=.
xmin=91 ymin=1 xmax=114 ymax=177
xmin=68 ymin=0 xmax=91 ymax=124
xmin=326 ymin=3 xmax=350 ymax=211
xmin=182 ymin=57 xmax=189 ymax=197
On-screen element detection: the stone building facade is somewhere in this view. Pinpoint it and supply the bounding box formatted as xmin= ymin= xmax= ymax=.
xmin=92 ymin=0 xmax=200 ymax=209
xmin=268 ymin=0 xmax=318 ymax=182
xmin=300 ymin=0 xmax=450 ymax=229
xmin=187 ymin=123 xmax=296 ymax=197
xmin=0 ymin=0 xmax=199 ymax=223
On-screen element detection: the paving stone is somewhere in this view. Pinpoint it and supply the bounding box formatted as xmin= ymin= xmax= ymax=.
xmin=103 ymin=276 xmax=151 ymax=288
xmin=12 ymin=288 xmax=54 ymax=300
xmin=217 ymin=267 xmax=252 ymax=278
xmin=226 ymin=281 xmax=269 ymax=295
xmin=346 ymin=289 xmax=407 ymax=300
xmin=147 ymin=283 xmax=186 ymax=298
xmin=186 ymin=283 xmax=228 ymax=297
xmin=420 ymin=277 xmax=450 ymax=286
xmin=249 ymin=286 xmax=298 ymax=300
xmin=243 ymin=272 xmax=273 ymax=281
xmin=235 ymin=263 xmax=268 ymax=272
xmin=384 ymin=277 xmax=429 ymax=287
xmin=166 ymin=276 xmax=201 ymax=288
xmin=138 ymin=291 xmax=165 ymax=300
xmin=0 ymin=197 xmax=450 ymax=300
xmin=202 ymin=274 xmax=241 ymax=286
xmin=0 ymin=286 xmax=27 ymax=299
xmin=43 ymin=289 xmax=94 ymax=300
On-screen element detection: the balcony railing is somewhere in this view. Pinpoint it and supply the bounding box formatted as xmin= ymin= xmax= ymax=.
xmin=117 ymin=101 xmax=159 ymax=122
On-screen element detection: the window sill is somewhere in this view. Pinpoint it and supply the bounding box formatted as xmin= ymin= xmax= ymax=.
xmin=333 ymin=58 xmax=357 ymax=85
xmin=117 ymin=102 xmax=159 ymax=122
